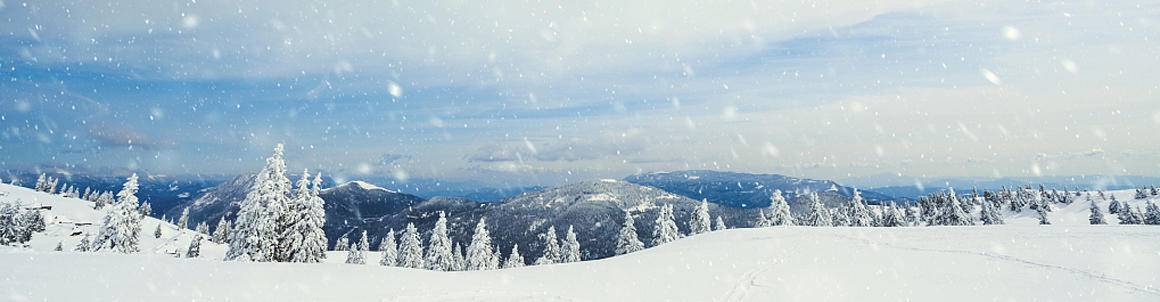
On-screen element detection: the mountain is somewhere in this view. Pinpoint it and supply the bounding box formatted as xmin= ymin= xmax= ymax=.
xmin=845 ymin=174 xmax=1160 ymax=198
xmin=3 ymin=171 xmax=228 ymax=216
xmin=624 ymin=170 xmax=902 ymax=212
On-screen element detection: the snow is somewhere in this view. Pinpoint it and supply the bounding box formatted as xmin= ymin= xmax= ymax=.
xmin=3 ymin=183 xmax=1159 ymax=301
xmin=332 ymin=180 xmax=398 ymax=193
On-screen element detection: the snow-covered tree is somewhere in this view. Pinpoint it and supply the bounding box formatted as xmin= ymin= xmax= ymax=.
xmin=0 ymin=201 xmax=33 ymax=245
xmin=346 ymin=230 xmax=368 ymax=264
xmin=939 ymin=188 xmax=975 ymax=226
xmin=94 ymin=192 xmax=113 ymax=210
xmin=54 ymin=241 xmax=63 ymax=251
xmin=92 ymin=174 xmax=144 ymax=253
xmin=881 ymin=203 xmax=906 ymax=227
xmin=615 ymin=212 xmax=644 ymax=255
xmin=466 ymin=218 xmax=496 ymax=270
xmin=334 ymin=233 xmax=350 ymax=251
xmin=75 ymin=234 xmax=91 ymax=252
xmin=847 ymin=189 xmax=873 ymax=227
xmin=212 ymin=217 xmax=230 ymax=244
xmin=1145 ymin=202 xmax=1160 ymax=225
xmin=714 ymin=216 xmax=727 ymax=231
xmin=282 ymin=170 xmax=328 ymax=263
xmin=379 ymin=229 xmax=398 ymax=266
xmin=689 ymin=199 xmax=712 ymax=234
xmin=139 ymin=202 xmax=152 ymax=217
xmin=768 ymin=190 xmax=794 ymax=226
xmin=153 ymin=224 xmax=163 ymax=238
xmin=503 ymin=244 xmax=525 ymax=269
xmin=535 ymin=225 xmax=562 ymax=265
xmin=451 ymin=242 xmax=466 ymax=271
xmin=1108 ymin=195 xmax=1122 ymax=214
xmin=1134 ymin=189 xmax=1148 ymax=200
xmin=1128 ymin=206 xmax=1147 ymax=225
xmin=1089 ymin=201 xmax=1107 ymax=225
xmin=177 ymin=207 xmax=190 ymax=230
xmin=226 ymin=144 xmax=292 ymax=262
xmin=425 ymin=212 xmax=455 ymax=271
xmin=1037 ymin=207 xmax=1051 ymax=225
xmin=398 ymin=223 xmax=425 ymax=268
xmin=34 ymin=173 xmax=46 ymax=192
xmin=802 ymin=193 xmax=832 ymax=227
xmin=561 ymin=225 xmax=581 ymax=263
xmin=979 ymin=199 xmax=1004 ymax=225
xmin=753 ymin=209 xmax=772 ymax=228
xmin=830 ymin=208 xmax=849 ymax=226
xmin=651 ymin=204 xmax=681 ymax=246
xmin=186 ymin=235 xmax=202 ymax=258
xmin=196 ymin=221 xmax=209 ymax=235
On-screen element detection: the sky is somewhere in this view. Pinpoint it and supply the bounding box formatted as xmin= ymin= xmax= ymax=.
xmin=1 ymin=0 xmax=1159 ymax=186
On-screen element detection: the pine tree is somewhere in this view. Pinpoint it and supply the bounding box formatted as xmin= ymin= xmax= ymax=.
xmin=75 ymin=234 xmax=91 ymax=252
xmin=466 ymin=218 xmax=496 ymax=270
xmin=802 ymin=193 xmax=832 ymax=227
xmin=1129 ymin=206 xmax=1147 ymax=225
xmin=92 ymin=174 xmax=143 ymax=253
xmin=768 ymin=190 xmax=794 ymax=226
xmin=186 ymin=235 xmax=202 ymax=258
xmin=847 ymin=189 xmax=873 ymax=227
xmin=939 ymin=188 xmax=975 ymax=226
xmin=1037 ymin=207 xmax=1051 ymax=225
xmin=398 ymin=223 xmax=425 ymax=268
xmin=615 ymin=212 xmax=644 ymax=255
xmin=503 ymin=244 xmax=526 ymax=269
xmin=54 ymin=241 xmax=63 ymax=251
xmin=451 ymin=242 xmax=466 ymax=271
xmin=196 ymin=221 xmax=210 ymax=235
xmin=212 ymin=217 xmax=230 ymax=244
xmin=1145 ymin=202 xmax=1160 ymax=225
xmin=154 ymin=224 xmax=163 ymax=238
xmin=830 ymin=208 xmax=849 ymax=226
xmin=753 ymin=209 xmax=772 ymax=228
xmin=177 ymin=207 xmax=190 ymax=230
xmin=714 ymin=216 xmax=727 ymax=231
xmin=139 ymin=202 xmax=152 ymax=217
xmin=1134 ymin=189 xmax=1148 ymax=200
xmin=334 ymin=233 xmax=350 ymax=252
xmin=489 ymin=247 xmax=502 ymax=269
xmin=424 ymin=212 xmax=455 ymax=271
xmin=1089 ymin=201 xmax=1107 ymax=225
xmin=881 ymin=203 xmax=906 ymax=227
xmin=651 ymin=204 xmax=680 ymax=246
xmin=535 ymin=225 xmax=561 ymax=265
xmin=561 ymin=225 xmax=581 ymax=263
xmin=226 ymin=144 xmax=291 ymax=262
xmin=379 ymin=229 xmax=398 ymax=266
xmin=689 ymin=199 xmax=712 ymax=234
xmin=1108 ymin=195 xmax=1122 ymax=214
xmin=283 ymin=170 xmax=329 ymax=263
xmin=346 ymin=230 xmax=368 ymax=265
xmin=979 ymin=199 xmax=1004 ymax=225
xmin=34 ymin=173 xmax=46 ymax=192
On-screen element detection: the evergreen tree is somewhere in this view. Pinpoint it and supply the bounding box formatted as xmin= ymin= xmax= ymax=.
xmin=489 ymin=247 xmax=502 ymax=269
xmin=1129 ymin=206 xmax=1147 ymax=225
xmin=379 ymin=229 xmax=398 ymax=266
xmin=139 ymin=202 xmax=152 ymax=217
xmin=466 ymin=218 xmax=496 ymax=270
xmin=54 ymin=241 xmax=63 ymax=251
xmin=1134 ymin=189 xmax=1148 ymax=200
xmin=847 ymin=189 xmax=874 ymax=227
xmin=346 ymin=230 xmax=368 ymax=265
xmin=92 ymin=174 xmax=143 ymax=253
xmin=334 ymin=233 xmax=350 ymax=251
xmin=1116 ymin=201 xmax=1136 ymax=224
xmin=177 ymin=207 xmax=190 ymax=230
xmin=503 ymin=244 xmax=525 ymax=269
xmin=397 ymin=223 xmax=425 ymax=269
xmin=979 ymin=199 xmax=1004 ymax=225
xmin=769 ymin=190 xmax=794 ymax=226
xmin=283 ymin=170 xmax=328 ymax=263
xmin=451 ymin=242 xmax=466 ymax=271
xmin=75 ymin=234 xmax=91 ymax=252
xmin=226 ymin=144 xmax=291 ymax=262
xmin=196 ymin=221 xmax=210 ymax=235
xmin=830 ymin=208 xmax=849 ymax=226
xmin=1037 ymin=207 xmax=1051 ymax=225
xmin=1108 ymin=195 xmax=1122 ymax=214
xmin=939 ymin=188 xmax=975 ymax=226
xmin=94 ymin=192 xmax=112 ymax=210
xmin=615 ymin=212 xmax=644 ymax=255
xmin=561 ymin=225 xmax=581 ymax=263
xmin=154 ymin=224 xmax=163 ymax=238
xmin=651 ymin=204 xmax=680 ymax=246
xmin=689 ymin=199 xmax=712 ymax=234
xmin=212 ymin=217 xmax=230 ymax=244
xmin=714 ymin=216 xmax=727 ymax=231
xmin=425 ymin=212 xmax=455 ymax=271
xmin=881 ymin=203 xmax=906 ymax=227
xmin=753 ymin=209 xmax=772 ymax=228
xmin=186 ymin=235 xmax=202 ymax=258
xmin=535 ymin=225 xmax=561 ymax=265
xmin=802 ymin=193 xmax=832 ymax=227
xmin=34 ymin=173 xmax=46 ymax=192
xmin=1089 ymin=201 xmax=1107 ymax=225
xmin=1145 ymin=202 xmax=1160 ymax=225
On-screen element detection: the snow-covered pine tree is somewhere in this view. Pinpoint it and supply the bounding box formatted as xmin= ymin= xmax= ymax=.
xmin=802 ymin=193 xmax=832 ymax=227
xmin=196 ymin=221 xmax=209 ymax=235
xmin=1108 ymin=195 xmax=1122 ymax=214
xmin=615 ymin=212 xmax=644 ymax=255
xmin=1145 ymin=202 xmax=1160 ymax=225
xmin=830 ymin=208 xmax=849 ymax=226
xmin=225 ymin=144 xmax=292 ymax=262
xmin=139 ymin=202 xmax=152 ymax=217
xmin=424 ymin=212 xmax=455 ymax=271
xmin=881 ymin=203 xmax=905 ymax=227
xmin=334 ymin=233 xmax=350 ymax=251
xmin=346 ymin=230 xmax=369 ymax=265
xmin=535 ymin=225 xmax=562 ymax=265
xmin=689 ymin=199 xmax=712 ymax=234
xmin=1037 ymin=207 xmax=1050 ymax=225
xmin=379 ymin=229 xmax=398 ymax=266
xmin=177 ymin=207 xmax=190 ymax=230
xmin=939 ymin=188 xmax=975 ymax=226
xmin=54 ymin=241 xmax=62 ymax=251
xmin=154 ymin=224 xmax=163 ymax=238
xmin=561 ymin=225 xmax=581 ymax=263
xmin=91 ymin=174 xmax=144 ymax=253
xmin=979 ymin=199 xmax=1004 ymax=225
xmin=398 ymin=223 xmax=424 ymax=268
xmin=34 ymin=173 xmax=46 ymax=192
xmin=1129 ymin=206 xmax=1147 ymax=225
xmin=714 ymin=216 xmax=727 ymax=231
xmin=186 ymin=235 xmax=202 ymax=258
xmin=1089 ymin=201 xmax=1107 ymax=225
xmin=75 ymin=234 xmax=91 ymax=252
xmin=94 ymin=192 xmax=112 ymax=210
xmin=753 ymin=209 xmax=772 ymax=228
xmin=489 ymin=247 xmax=502 ymax=269
xmin=212 ymin=217 xmax=230 ymax=244
xmin=283 ymin=170 xmax=329 ymax=263
xmin=466 ymin=218 xmax=496 ymax=270
xmin=503 ymin=244 xmax=525 ymax=269
xmin=847 ymin=189 xmax=873 ymax=227
xmin=769 ymin=190 xmax=794 ymax=226
xmin=651 ymin=204 xmax=680 ymax=246
xmin=451 ymin=242 xmax=466 ymax=271
xmin=1135 ymin=188 xmax=1148 ymax=200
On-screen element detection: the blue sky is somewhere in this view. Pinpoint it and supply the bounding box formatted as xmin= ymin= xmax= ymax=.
xmin=2 ymin=0 xmax=1158 ymax=186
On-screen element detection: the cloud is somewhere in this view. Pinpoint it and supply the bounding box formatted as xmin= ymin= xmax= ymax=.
xmin=86 ymin=123 xmax=175 ymax=150
xmin=466 ymin=138 xmax=644 ymax=163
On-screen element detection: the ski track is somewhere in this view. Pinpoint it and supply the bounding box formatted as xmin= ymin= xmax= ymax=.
xmin=830 ymin=233 xmax=1160 ymax=297
xmin=719 ymin=267 xmax=771 ymax=302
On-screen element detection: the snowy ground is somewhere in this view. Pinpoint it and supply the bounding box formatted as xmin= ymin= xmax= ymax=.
xmin=2 ymin=184 xmax=1159 ymax=301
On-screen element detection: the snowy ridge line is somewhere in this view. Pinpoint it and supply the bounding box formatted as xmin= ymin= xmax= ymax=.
xmin=830 ymin=233 xmax=1160 ymax=297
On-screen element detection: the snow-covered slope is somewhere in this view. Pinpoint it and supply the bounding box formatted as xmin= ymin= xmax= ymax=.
xmin=3 ymin=185 xmax=1158 ymax=301
xmin=0 ymin=183 xmax=225 ymax=258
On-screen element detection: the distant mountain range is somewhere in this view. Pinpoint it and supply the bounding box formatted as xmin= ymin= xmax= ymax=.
xmin=848 ymin=175 xmax=1160 ymax=199
xmin=625 ymin=170 xmax=900 ymax=210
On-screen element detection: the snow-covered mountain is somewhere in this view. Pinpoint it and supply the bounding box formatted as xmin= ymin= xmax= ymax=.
xmin=625 ymin=170 xmax=901 ymax=210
